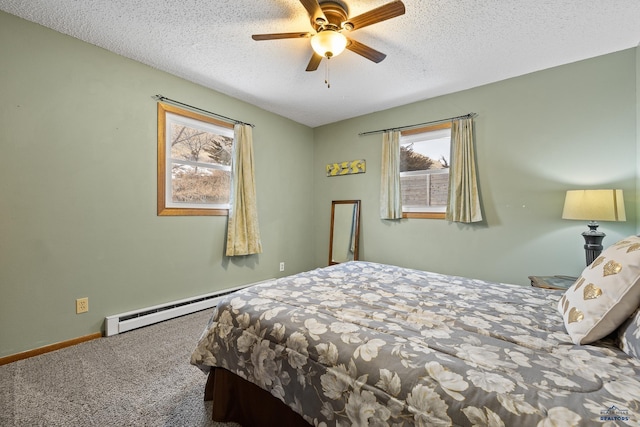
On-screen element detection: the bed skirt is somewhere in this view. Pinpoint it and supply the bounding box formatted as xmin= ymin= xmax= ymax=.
xmin=204 ymin=367 xmax=309 ymax=426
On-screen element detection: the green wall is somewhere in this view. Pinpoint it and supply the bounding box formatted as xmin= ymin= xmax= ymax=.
xmin=637 ymin=45 xmax=640 ymax=232
xmin=0 ymin=12 xmax=315 ymax=357
xmin=1 ymin=9 xmax=638 ymax=358
xmin=313 ymin=49 xmax=638 ymax=284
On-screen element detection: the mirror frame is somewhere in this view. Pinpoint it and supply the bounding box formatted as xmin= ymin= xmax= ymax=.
xmin=329 ymin=200 xmax=361 ymax=265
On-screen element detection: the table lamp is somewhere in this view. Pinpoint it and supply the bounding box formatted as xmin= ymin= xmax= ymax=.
xmin=562 ymin=189 xmax=626 ymax=265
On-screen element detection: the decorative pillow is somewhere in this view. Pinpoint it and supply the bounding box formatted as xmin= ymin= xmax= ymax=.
xmin=617 ymin=307 xmax=640 ymax=358
xmin=558 ymin=235 xmax=640 ymax=345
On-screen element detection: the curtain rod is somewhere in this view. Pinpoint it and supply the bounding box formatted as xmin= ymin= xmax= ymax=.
xmin=358 ymin=112 xmax=476 ymax=136
xmin=152 ymin=94 xmax=255 ymax=128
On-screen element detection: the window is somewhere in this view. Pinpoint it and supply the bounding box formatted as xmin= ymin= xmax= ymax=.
xmin=157 ymin=102 xmax=234 ymax=216
xmin=400 ymin=123 xmax=452 ymax=219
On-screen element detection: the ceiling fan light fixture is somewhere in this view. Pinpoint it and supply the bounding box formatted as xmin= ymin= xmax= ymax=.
xmin=311 ymin=30 xmax=347 ymax=58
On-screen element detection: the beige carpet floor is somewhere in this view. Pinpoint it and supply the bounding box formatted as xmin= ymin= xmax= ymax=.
xmin=0 ymin=308 xmax=241 ymax=426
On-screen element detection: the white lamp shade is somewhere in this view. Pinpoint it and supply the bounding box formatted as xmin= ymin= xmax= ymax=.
xmin=311 ymin=30 xmax=347 ymax=58
xmin=562 ymin=189 xmax=626 ymax=222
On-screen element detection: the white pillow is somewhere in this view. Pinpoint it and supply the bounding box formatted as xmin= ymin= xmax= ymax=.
xmin=558 ymin=235 xmax=640 ymax=345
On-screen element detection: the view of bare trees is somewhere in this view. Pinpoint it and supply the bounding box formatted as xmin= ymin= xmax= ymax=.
xmin=170 ymin=124 xmax=233 ymax=204
xmin=400 ymin=144 xmax=448 ymax=171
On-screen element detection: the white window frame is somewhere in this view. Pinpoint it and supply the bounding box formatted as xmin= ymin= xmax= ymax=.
xmin=399 ymin=123 xmax=452 ymax=219
xmin=157 ymin=102 xmax=234 ymax=216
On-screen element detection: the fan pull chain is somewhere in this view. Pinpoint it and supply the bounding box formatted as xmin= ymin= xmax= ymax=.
xmin=325 ymin=57 xmax=331 ymax=88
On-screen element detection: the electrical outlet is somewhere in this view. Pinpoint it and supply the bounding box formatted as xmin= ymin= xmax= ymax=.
xmin=279 ymin=262 xmax=285 ymax=272
xmin=76 ymin=297 xmax=89 ymax=314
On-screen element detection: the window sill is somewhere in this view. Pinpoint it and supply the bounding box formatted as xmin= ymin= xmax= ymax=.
xmin=402 ymin=212 xmax=445 ymax=219
xmin=158 ymin=207 xmax=229 ymax=216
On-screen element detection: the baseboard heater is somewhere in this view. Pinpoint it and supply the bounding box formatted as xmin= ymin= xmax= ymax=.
xmin=104 ymin=281 xmax=267 ymax=337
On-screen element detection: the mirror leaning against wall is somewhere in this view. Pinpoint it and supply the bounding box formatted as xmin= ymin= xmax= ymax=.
xmin=329 ymin=200 xmax=361 ymax=265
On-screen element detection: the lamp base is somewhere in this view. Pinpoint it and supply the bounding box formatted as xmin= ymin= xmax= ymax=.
xmin=582 ymin=221 xmax=605 ymax=266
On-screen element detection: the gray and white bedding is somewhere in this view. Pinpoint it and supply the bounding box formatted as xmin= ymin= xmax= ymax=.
xmin=191 ymin=261 xmax=640 ymax=426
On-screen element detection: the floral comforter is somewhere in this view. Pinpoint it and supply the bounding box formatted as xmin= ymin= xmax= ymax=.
xmin=191 ymin=261 xmax=640 ymax=426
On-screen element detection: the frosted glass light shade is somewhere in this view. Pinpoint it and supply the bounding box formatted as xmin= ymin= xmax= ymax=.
xmin=562 ymin=189 xmax=626 ymax=222
xmin=311 ymin=30 xmax=347 ymax=58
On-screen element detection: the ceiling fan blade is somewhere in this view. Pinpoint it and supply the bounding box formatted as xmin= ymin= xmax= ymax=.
xmin=252 ymin=32 xmax=311 ymax=41
xmin=299 ymin=0 xmax=327 ymax=25
xmin=305 ymin=52 xmax=323 ymax=71
xmin=345 ymin=0 xmax=405 ymax=31
xmin=346 ymin=38 xmax=387 ymax=63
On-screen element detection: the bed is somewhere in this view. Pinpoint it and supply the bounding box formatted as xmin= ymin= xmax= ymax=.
xmin=191 ymin=240 xmax=640 ymax=426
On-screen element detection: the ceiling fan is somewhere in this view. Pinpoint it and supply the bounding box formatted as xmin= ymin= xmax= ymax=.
xmin=252 ymin=0 xmax=406 ymax=72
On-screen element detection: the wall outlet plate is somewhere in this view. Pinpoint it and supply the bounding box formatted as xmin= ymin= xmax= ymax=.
xmin=76 ymin=297 xmax=89 ymax=314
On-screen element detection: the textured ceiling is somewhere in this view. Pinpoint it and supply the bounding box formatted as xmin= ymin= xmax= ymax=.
xmin=1 ymin=0 xmax=639 ymax=127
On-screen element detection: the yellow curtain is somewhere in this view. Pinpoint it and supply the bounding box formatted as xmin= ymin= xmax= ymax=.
xmin=226 ymin=124 xmax=263 ymax=256
xmin=380 ymin=130 xmax=403 ymax=219
xmin=446 ymin=117 xmax=483 ymax=223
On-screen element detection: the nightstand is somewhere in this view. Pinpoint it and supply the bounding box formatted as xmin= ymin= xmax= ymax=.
xmin=528 ymin=275 xmax=577 ymax=290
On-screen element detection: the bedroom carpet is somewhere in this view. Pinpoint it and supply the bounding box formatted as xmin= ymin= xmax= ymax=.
xmin=0 ymin=308 xmax=241 ymax=427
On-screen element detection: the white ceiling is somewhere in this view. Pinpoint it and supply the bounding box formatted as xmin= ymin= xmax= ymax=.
xmin=1 ymin=0 xmax=639 ymax=127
